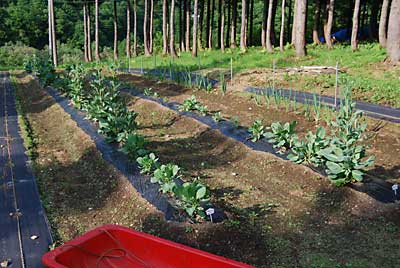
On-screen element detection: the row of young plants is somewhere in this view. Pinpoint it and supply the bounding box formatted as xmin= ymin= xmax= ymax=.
xmin=32 ymin=62 xmax=211 ymax=220
xmin=248 ymin=89 xmax=375 ymax=186
xmin=24 ymin=55 xmax=57 ymax=86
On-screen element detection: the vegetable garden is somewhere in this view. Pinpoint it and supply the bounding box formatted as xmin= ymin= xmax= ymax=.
xmin=4 ymin=54 xmax=399 ymax=268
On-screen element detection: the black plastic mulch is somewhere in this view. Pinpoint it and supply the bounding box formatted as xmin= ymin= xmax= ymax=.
xmin=0 ymin=72 xmax=53 ymax=268
xmin=44 ymin=86 xmax=225 ymax=222
xmin=120 ymin=86 xmax=400 ymax=204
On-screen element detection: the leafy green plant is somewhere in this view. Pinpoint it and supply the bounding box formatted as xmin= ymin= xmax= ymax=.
xmin=248 ymin=119 xmax=266 ymax=142
xmin=137 ymin=153 xmax=159 ymax=174
xmin=288 ymin=127 xmax=329 ymax=167
xmin=232 ymin=116 xmax=240 ymax=128
xmin=179 ymin=95 xmax=208 ymax=115
xmin=151 ymin=163 xmax=180 ymax=193
xmin=98 ymin=112 xmax=138 ymax=143
xmin=119 ymin=133 xmax=148 ymax=160
xmin=173 ymin=180 xmax=210 ymax=218
xmin=220 ymin=73 xmax=226 ymax=95
xmin=264 ymin=121 xmax=297 ymax=149
xmin=212 ymin=111 xmax=222 ymax=122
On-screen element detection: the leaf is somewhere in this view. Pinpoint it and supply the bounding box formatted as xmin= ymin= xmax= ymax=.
xmin=196 ymin=186 xmax=207 ymax=199
xmin=351 ymin=170 xmax=364 ymax=182
xmin=326 ymin=161 xmax=344 ymax=174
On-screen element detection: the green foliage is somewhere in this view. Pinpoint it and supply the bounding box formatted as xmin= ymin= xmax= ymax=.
xmin=212 ymin=111 xmax=222 ymax=122
xmin=25 ymin=54 xmax=56 ymax=86
xmin=264 ymin=121 xmax=297 ymax=149
xmin=151 ymin=164 xmax=180 ymax=194
xmin=248 ymin=119 xmax=266 ymax=142
xmin=179 ymin=95 xmax=208 ymax=115
xmin=0 ymin=42 xmax=37 ymax=68
xmin=98 ymin=112 xmax=138 ymax=143
xmin=119 ymin=133 xmax=148 ymax=160
xmin=173 ymin=180 xmax=210 ymax=218
xmin=67 ymin=64 xmax=87 ymax=109
xmin=288 ymin=127 xmax=329 ymax=167
xmin=137 ymin=153 xmax=159 ymax=174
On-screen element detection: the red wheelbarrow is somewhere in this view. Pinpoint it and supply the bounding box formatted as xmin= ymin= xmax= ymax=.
xmin=42 ymin=225 xmax=255 ymax=268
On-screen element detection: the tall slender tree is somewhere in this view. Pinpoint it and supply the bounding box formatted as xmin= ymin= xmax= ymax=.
xmin=240 ymin=0 xmax=247 ymax=51
xmin=126 ymin=0 xmax=131 ymax=58
xmin=83 ymin=1 xmax=88 ymax=62
xmin=324 ymin=0 xmax=335 ymax=49
xmin=113 ymin=0 xmax=118 ymax=59
xmin=193 ymin=0 xmax=199 ymax=56
xmin=220 ymin=0 xmax=225 ymax=51
xmin=170 ymin=0 xmax=178 ymax=57
xmin=186 ymin=0 xmax=191 ymax=51
xmin=266 ymin=0 xmax=274 ymax=52
xmin=226 ymin=0 xmax=231 ymax=47
xmin=199 ymin=0 xmax=205 ymax=49
xmin=218 ymin=0 xmax=222 ymax=47
xmin=230 ymin=0 xmax=237 ymax=48
xmin=133 ymin=0 xmax=137 ymax=56
xmin=312 ymin=0 xmax=321 ymax=44
xmin=50 ymin=0 xmax=57 ymax=66
xmin=249 ymin=0 xmax=254 ymax=45
xmin=87 ymin=2 xmax=92 ymax=61
xmin=379 ymin=0 xmax=390 ymax=48
xmin=144 ymin=0 xmax=151 ymax=56
xmin=163 ymin=0 xmax=169 ymax=55
xmin=351 ymin=0 xmax=361 ymax=52
xmin=149 ymin=0 xmax=154 ymax=53
xmin=294 ymin=0 xmax=307 ymax=56
xmin=95 ymin=0 xmax=100 ymax=60
xmin=261 ymin=0 xmax=268 ymax=49
xmin=387 ymin=0 xmax=400 ymax=63
xmin=206 ymin=0 xmax=211 ymax=48
xmin=291 ymin=0 xmax=297 ymax=45
xmin=280 ymin=0 xmax=286 ymax=51
xmin=209 ymin=0 xmax=215 ymax=48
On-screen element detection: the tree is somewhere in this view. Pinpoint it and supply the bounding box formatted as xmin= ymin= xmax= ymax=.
xmin=206 ymin=0 xmax=211 ymax=48
xmin=220 ymin=0 xmax=225 ymax=51
xmin=230 ymin=0 xmax=237 ymax=48
xmin=280 ymin=0 xmax=286 ymax=51
xmin=226 ymin=0 xmax=231 ymax=47
xmin=249 ymin=0 xmax=254 ymax=45
xmin=163 ymin=0 xmax=169 ymax=55
xmin=199 ymin=0 xmax=205 ymax=49
xmin=261 ymin=0 xmax=268 ymax=49
xmin=186 ymin=0 xmax=191 ymax=51
xmin=266 ymin=0 xmax=274 ymax=52
xmin=208 ymin=0 xmax=215 ymax=48
xmin=49 ymin=0 xmax=57 ymax=66
xmin=144 ymin=0 xmax=151 ymax=56
xmin=387 ymin=0 xmax=400 ymax=63
xmin=83 ymin=1 xmax=88 ymax=62
xmin=170 ymin=0 xmax=178 ymax=57
xmin=240 ymin=0 xmax=247 ymax=51
xmin=351 ymin=0 xmax=361 ymax=52
xmin=379 ymin=0 xmax=390 ymax=48
xmin=113 ymin=0 xmax=118 ymax=59
xmin=126 ymin=0 xmax=131 ymax=58
xmin=87 ymin=2 xmax=92 ymax=61
xmin=312 ymin=0 xmax=321 ymax=44
xmin=95 ymin=0 xmax=100 ymax=60
xmin=294 ymin=0 xmax=306 ymax=57
xmin=149 ymin=0 xmax=154 ymax=54
xmin=133 ymin=0 xmax=137 ymax=56
xmin=324 ymin=0 xmax=335 ymax=49
xmin=193 ymin=0 xmax=199 ymax=56
xmin=291 ymin=0 xmax=297 ymax=45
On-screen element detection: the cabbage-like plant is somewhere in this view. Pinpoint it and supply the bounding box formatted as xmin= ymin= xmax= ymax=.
xmin=264 ymin=121 xmax=297 ymax=149
xmin=119 ymin=133 xmax=148 ymax=160
xmin=137 ymin=153 xmax=159 ymax=174
xmin=173 ymin=180 xmax=210 ymax=218
xmin=248 ymin=119 xmax=266 ymax=142
xmin=151 ymin=164 xmax=180 ymax=193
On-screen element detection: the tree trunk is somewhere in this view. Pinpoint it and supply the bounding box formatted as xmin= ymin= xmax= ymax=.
xmin=83 ymin=2 xmax=88 ymax=62
xmin=206 ymin=0 xmax=211 ymax=48
xmin=180 ymin=0 xmax=184 ymax=51
xmin=240 ymin=0 xmax=247 ymax=50
xmin=291 ymin=0 xmax=297 ymax=45
xmin=163 ymin=0 xmax=169 ymax=55
xmin=230 ymin=0 xmax=237 ymax=48
xmin=193 ymin=0 xmax=199 ymax=56
xmin=379 ymin=0 xmax=390 ymax=48
xmin=209 ymin=0 xmax=215 ymax=48
xmin=280 ymin=0 xmax=286 ymax=51
xmin=261 ymin=0 xmax=268 ymax=48
xmin=324 ymin=0 xmax=334 ymax=49
xmin=220 ymin=0 xmax=225 ymax=51
xmin=312 ymin=0 xmax=321 ymax=44
xmin=266 ymin=0 xmax=274 ymax=52
xmin=133 ymin=0 xmax=137 ymax=56
xmin=226 ymin=0 xmax=231 ymax=47
xmin=126 ymin=0 xmax=131 ymax=58
xmin=144 ymin=0 xmax=151 ymax=56
xmin=270 ymin=0 xmax=277 ymax=45
xmin=149 ymin=0 xmax=154 ymax=53
xmin=170 ymin=0 xmax=178 ymax=57
xmin=48 ymin=0 xmax=52 ymax=58
xmin=199 ymin=0 xmax=204 ymax=49
xmin=249 ymin=0 xmax=254 ymax=46
xmin=95 ymin=0 xmax=100 ymax=60
xmin=50 ymin=0 xmax=57 ymax=66
xmin=186 ymin=0 xmax=190 ymax=51
xmin=387 ymin=0 xmax=400 ymax=63
xmin=351 ymin=0 xmax=361 ymax=52
xmin=218 ymin=0 xmax=222 ymax=47
xmin=113 ymin=0 xmax=118 ymax=59
xmin=87 ymin=2 xmax=92 ymax=61
xmin=295 ymin=0 xmax=306 ymax=57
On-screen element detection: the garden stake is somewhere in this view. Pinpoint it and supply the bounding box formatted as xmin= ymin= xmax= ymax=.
xmin=140 ymin=57 xmax=143 ymax=74
xmin=392 ymin=184 xmax=398 ymax=195
xmin=334 ymin=62 xmax=339 ymax=109
xmin=230 ymin=57 xmax=233 ymax=86
xmin=206 ymin=208 xmax=215 ymax=223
